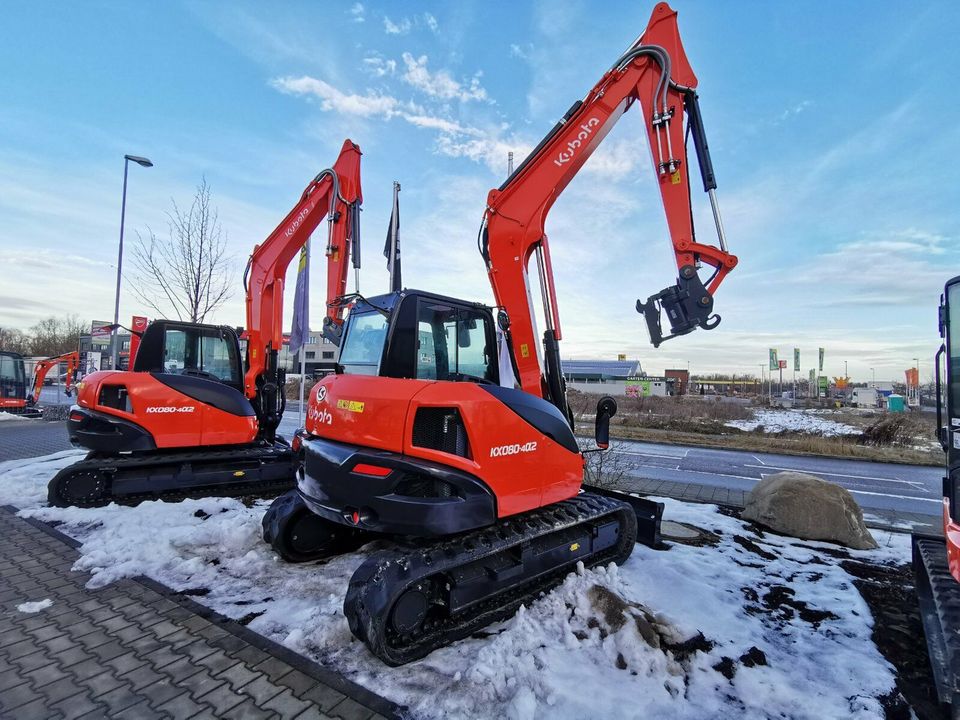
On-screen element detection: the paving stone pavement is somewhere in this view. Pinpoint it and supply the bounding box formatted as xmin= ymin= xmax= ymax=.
xmin=0 ymin=507 xmax=401 ymax=719
xmin=0 ymin=419 xmax=73 ymax=462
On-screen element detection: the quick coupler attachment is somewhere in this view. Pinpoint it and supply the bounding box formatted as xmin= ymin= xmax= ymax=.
xmin=636 ymin=264 xmax=721 ymax=348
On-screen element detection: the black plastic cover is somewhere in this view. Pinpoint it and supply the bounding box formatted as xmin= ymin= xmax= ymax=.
xmin=152 ymin=373 xmax=255 ymax=417
xmin=479 ymin=384 xmax=579 ymax=454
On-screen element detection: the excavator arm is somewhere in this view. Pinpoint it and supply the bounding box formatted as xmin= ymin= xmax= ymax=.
xmin=29 ymin=351 xmax=79 ymax=405
xmin=481 ymin=2 xmax=737 ymax=407
xmin=243 ymin=139 xmax=362 ymax=438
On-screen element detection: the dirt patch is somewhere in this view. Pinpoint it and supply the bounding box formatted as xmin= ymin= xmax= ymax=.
xmin=842 ymin=560 xmax=944 ymax=720
xmin=732 ymin=535 xmax=777 ymax=561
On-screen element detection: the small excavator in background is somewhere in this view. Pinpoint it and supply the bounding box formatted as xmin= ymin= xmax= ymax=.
xmin=0 ymin=350 xmax=78 ymax=417
xmin=30 ymin=351 xmax=79 ymax=401
xmin=263 ymin=2 xmax=738 ymax=664
xmin=913 ymin=275 xmax=960 ymax=710
xmin=47 ymin=140 xmax=364 ymax=507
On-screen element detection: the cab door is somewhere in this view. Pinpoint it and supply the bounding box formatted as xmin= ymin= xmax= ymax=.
xmin=941 ymin=277 xmax=960 ymax=528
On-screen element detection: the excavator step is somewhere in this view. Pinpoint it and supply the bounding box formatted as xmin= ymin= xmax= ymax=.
xmin=912 ymin=534 xmax=960 ymax=708
xmin=344 ymin=492 xmax=637 ymax=666
xmin=47 ymin=444 xmax=296 ymax=508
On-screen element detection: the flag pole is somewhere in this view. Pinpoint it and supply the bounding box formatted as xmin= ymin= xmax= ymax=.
xmin=296 ymin=236 xmax=311 ymax=429
xmin=298 ymin=343 xmax=306 ymax=428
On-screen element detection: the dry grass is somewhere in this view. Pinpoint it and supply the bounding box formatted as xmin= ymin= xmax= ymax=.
xmin=568 ymin=389 xmax=941 ymax=466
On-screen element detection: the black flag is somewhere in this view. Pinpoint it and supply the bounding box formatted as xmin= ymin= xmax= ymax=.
xmin=383 ymin=181 xmax=401 ymax=292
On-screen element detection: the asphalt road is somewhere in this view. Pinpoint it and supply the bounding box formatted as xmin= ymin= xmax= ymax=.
xmin=613 ymin=438 xmax=943 ymax=517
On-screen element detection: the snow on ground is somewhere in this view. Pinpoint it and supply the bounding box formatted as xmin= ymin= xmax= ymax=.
xmin=0 ymin=452 xmax=910 ymax=719
xmin=726 ymin=409 xmax=861 ymax=436
xmin=17 ymin=599 xmax=53 ymax=613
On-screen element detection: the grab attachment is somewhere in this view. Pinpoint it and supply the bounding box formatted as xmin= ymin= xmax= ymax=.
xmin=636 ymin=264 xmax=721 ymax=347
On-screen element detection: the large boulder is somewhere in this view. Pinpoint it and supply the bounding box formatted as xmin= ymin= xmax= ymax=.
xmin=742 ymin=471 xmax=878 ymax=550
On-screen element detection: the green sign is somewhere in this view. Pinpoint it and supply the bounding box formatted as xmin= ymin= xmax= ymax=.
xmin=793 ymin=348 xmax=800 ymax=372
xmin=818 ymin=347 xmax=825 ymax=372
xmin=769 ymin=348 xmax=778 ymax=371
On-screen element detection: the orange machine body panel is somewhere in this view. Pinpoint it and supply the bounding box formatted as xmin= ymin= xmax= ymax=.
xmin=306 ymin=373 xmax=583 ymax=519
xmin=75 ymin=371 xmax=257 ymax=449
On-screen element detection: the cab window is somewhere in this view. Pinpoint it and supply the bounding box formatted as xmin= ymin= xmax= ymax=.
xmin=339 ymin=311 xmax=389 ymax=376
xmin=163 ymin=328 xmax=240 ymax=384
xmin=415 ymin=302 xmax=494 ymax=382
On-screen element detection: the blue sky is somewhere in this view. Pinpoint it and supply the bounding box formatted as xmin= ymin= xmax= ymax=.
xmin=1 ymin=1 xmax=957 ymax=382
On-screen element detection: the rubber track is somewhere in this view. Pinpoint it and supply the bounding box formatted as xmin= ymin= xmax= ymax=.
xmin=913 ymin=536 xmax=960 ymax=706
xmin=345 ymin=492 xmax=636 ymax=665
xmin=47 ymin=445 xmax=296 ymax=508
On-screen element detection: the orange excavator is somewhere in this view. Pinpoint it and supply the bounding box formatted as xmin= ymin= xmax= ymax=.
xmin=0 ymin=350 xmax=79 ymax=417
xmin=30 ymin=351 xmax=80 ymax=402
xmin=47 ymin=140 xmax=363 ymax=507
xmin=913 ymin=275 xmax=960 ymax=709
xmin=263 ymin=3 xmax=737 ymax=664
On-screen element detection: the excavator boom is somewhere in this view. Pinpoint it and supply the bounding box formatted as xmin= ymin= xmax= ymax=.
xmin=483 ymin=2 xmax=737 ymax=406
xmin=29 ymin=351 xmax=79 ymax=405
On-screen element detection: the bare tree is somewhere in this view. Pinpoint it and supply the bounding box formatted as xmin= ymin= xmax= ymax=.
xmin=130 ymin=178 xmax=234 ymax=323
xmin=0 ymin=326 xmax=31 ymax=355
xmin=28 ymin=315 xmax=87 ymax=356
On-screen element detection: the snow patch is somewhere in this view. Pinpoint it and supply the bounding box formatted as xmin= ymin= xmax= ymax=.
xmin=0 ymin=452 xmax=910 ymax=719
xmin=17 ymin=599 xmax=53 ymax=613
xmin=727 ymin=409 xmax=860 ymax=436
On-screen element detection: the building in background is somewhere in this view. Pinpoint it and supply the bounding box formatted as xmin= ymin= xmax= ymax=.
xmin=278 ymin=331 xmax=339 ymax=377
xmin=665 ymin=368 xmax=690 ymax=395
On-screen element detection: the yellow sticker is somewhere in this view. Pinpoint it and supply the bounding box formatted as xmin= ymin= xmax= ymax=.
xmin=570 ymin=543 xmax=580 ymax=552
xmin=671 ymin=171 xmax=682 ymax=185
xmin=520 ymin=343 xmax=530 ymax=358
xmin=233 ymin=471 xmax=246 ymax=477
xmin=337 ymin=399 xmax=365 ymax=413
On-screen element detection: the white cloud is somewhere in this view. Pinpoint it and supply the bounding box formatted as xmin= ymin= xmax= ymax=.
xmin=349 ymin=3 xmax=364 ymax=23
xmin=270 ymin=75 xmax=402 ymax=118
xmin=362 ymin=56 xmax=396 ymax=77
xmin=400 ymin=53 xmax=488 ymax=103
xmin=509 ymin=43 xmax=531 ymax=60
xmin=423 ymin=13 xmax=438 ymax=33
xmin=383 ymin=16 xmax=411 ymax=35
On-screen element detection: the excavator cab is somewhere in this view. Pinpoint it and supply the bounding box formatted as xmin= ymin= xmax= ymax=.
xmin=337 ymin=291 xmax=499 ymax=385
xmin=0 ymin=351 xmax=29 ymax=414
xmin=133 ymin=320 xmax=244 ymax=392
xmin=913 ymin=274 xmax=960 ymax=707
xmin=941 ymin=276 xmax=960 ymax=519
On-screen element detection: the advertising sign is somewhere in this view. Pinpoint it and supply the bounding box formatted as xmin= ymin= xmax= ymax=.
xmin=129 ymin=315 xmax=148 ymax=365
xmin=778 ymin=360 xmax=787 ymax=369
xmin=90 ymin=320 xmax=112 ymax=347
xmin=818 ymin=347 xmax=825 ymax=372
xmin=793 ymin=348 xmax=800 ymax=372
xmin=818 ymin=375 xmax=829 ymax=397
xmin=769 ymin=348 xmax=778 ymax=371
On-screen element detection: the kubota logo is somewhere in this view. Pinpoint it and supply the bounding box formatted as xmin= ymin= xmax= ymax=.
xmin=308 ymin=406 xmax=333 ymax=425
xmin=316 ymin=386 xmax=327 ymax=403
xmin=285 ymin=207 xmax=310 ymax=237
xmin=554 ymin=117 xmax=600 ymax=166
xmin=489 ymin=441 xmax=538 ymax=458
xmin=145 ymin=406 xmax=196 ymax=414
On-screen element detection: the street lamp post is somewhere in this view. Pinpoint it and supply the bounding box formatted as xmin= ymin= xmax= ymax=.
xmin=112 ymin=154 xmax=153 ymax=371
xmin=871 ymin=367 xmax=875 ymax=386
